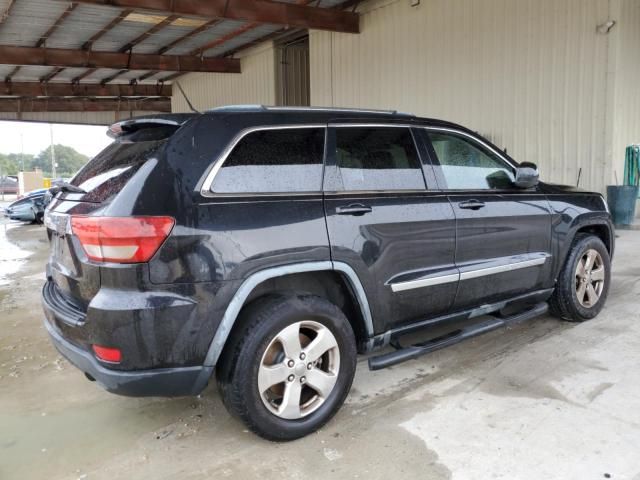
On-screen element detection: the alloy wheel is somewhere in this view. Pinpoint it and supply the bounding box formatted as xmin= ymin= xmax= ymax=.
xmin=258 ymin=320 xmax=340 ymax=420
xmin=574 ymin=248 xmax=605 ymax=308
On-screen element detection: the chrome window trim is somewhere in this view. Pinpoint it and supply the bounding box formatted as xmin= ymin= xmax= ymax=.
xmin=202 ymin=261 xmax=374 ymax=367
xmin=390 ymin=255 xmax=548 ymax=293
xmin=423 ymin=126 xmax=518 ymax=170
xmin=324 ymin=189 xmax=435 ymax=195
xmin=199 ymin=124 xmax=326 ymax=197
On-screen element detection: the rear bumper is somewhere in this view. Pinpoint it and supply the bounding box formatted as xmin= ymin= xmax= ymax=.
xmin=44 ymin=318 xmax=212 ymax=396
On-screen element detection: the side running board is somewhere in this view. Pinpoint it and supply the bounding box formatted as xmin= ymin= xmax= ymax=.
xmin=368 ymin=302 xmax=548 ymax=371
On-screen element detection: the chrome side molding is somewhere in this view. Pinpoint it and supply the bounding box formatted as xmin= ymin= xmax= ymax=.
xmin=389 ymin=254 xmax=550 ymax=293
xmin=390 ymin=272 xmax=459 ymax=292
xmin=459 ymin=256 xmax=547 ymax=281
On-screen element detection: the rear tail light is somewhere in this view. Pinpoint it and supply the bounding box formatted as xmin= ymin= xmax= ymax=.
xmin=71 ymin=216 xmax=174 ymax=263
xmin=92 ymin=345 xmax=122 ymax=363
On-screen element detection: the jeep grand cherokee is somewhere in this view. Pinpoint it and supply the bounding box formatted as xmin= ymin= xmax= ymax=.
xmin=42 ymin=106 xmax=613 ymax=440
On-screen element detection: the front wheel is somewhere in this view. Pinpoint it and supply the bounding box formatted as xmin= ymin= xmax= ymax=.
xmin=549 ymin=233 xmax=611 ymax=322
xmin=216 ymin=294 xmax=357 ymax=441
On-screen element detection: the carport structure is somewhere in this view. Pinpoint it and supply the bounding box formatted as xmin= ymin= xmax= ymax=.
xmin=0 ymin=0 xmax=358 ymax=123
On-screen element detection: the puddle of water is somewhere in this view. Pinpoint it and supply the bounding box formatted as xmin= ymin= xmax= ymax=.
xmin=0 ymin=223 xmax=33 ymax=286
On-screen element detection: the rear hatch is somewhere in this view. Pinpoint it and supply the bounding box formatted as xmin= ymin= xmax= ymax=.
xmin=45 ymin=117 xmax=188 ymax=310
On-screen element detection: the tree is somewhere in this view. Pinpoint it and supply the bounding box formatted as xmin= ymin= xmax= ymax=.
xmin=0 ymin=152 xmax=34 ymax=176
xmin=32 ymin=145 xmax=89 ymax=178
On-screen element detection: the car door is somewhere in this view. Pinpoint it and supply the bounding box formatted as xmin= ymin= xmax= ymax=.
xmin=423 ymin=128 xmax=553 ymax=311
xmin=323 ymin=123 xmax=457 ymax=334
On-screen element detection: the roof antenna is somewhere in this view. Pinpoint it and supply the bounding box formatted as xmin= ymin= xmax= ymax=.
xmin=175 ymin=81 xmax=200 ymax=114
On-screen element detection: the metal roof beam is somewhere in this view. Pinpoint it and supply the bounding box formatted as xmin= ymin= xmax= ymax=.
xmin=70 ymin=0 xmax=359 ymax=33
xmin=0 ymin=97 xmax=171 ymax=112
xmin=0 ymin=45 xmax=241 ymax=73
xmin=100 ymin=14 xmax=180 ymax=84
xmin=45 ymin=9 xmax=133 ymax=83
xmin=135 ymin=18 xmax=222 ymax=82
xmin=2 ymin=81 xmax=171 ymax=96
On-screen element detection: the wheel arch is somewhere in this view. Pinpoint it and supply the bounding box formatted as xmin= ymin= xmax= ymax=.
xmin=574 ymin=223 xmax=613 ymax=255
xmin=554 ymin=216 xmax=614 ymax=281
xmin=203 ymin=262 xmax=374 ymax=367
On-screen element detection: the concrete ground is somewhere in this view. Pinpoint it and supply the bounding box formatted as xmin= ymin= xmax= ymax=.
xmin=1 ymin=215 xmax=639 ymax=480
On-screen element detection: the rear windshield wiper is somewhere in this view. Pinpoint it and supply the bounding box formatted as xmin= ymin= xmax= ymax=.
xmin=49 ymin=182 xmax=86 ymax=195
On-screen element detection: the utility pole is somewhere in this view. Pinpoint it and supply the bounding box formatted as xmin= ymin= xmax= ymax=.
xmin=20 ymin=133 xmax=24 ymax=172
xmin=49 ymin=124 xmax=56 ymax=180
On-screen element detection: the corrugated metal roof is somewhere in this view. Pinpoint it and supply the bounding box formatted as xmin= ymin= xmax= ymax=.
xmin=129 ymin=18 xmax=203 ymax=54
xmin=205 ymin=24 xmax=281 ymax=57
xmin=0 ymin=64 xmax=14 ymax=77
xmin=0 ymin=0 xmax=341 ymax=95
xmin=92 ymin=19 xmax=159 ymax=52
xmin=45 ymin=4 xmax=122 ymax=50
xmin=6 ymin=65 xmax=52 ymax=81
xmin=165 ymin=19 xmax=247 ymax=55
xmin=0 ymin=0 xmax=70 ymax=47
xmin=46 ymin=67 xmax=92 ymax=83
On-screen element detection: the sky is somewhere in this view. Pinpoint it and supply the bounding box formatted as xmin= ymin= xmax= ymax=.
xmin=0 ymin=121 xmax=113 ymax=158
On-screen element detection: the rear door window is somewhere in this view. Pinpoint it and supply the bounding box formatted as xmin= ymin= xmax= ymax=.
xmin=210 ymin=127 xmax=325 ymax=194
xmin=333 ymin=127 xmax=426 ymax=191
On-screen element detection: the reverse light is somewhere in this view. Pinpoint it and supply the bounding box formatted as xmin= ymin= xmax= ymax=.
xmin=92 ymin=345 xmax=122 ymax=363
xmin=71 ymin=216 xmax=175 ymax=263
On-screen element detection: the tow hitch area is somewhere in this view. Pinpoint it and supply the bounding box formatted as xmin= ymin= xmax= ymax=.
xmin=368 ymin=302 xmax=549 ymax=370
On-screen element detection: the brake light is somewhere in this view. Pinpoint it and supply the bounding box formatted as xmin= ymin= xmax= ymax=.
xmin=71 ymin=216 xmax=174 ymax=263
xmin=92 ymin=345 xmax=122 ymax=363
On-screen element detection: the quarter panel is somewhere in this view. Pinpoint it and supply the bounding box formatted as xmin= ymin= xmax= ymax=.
xmin=153 ymin=196 xmax=331 ymax=283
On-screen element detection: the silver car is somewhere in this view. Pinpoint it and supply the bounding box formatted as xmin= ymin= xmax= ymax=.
xmin=4 ymin=192 xmax=46 ymax=223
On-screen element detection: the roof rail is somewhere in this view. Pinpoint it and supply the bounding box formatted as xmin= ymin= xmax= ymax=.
xmin=206 ymin=105 xmax=414 ymax=116
xmin=265 ymin=106 xmax=414 ymax=116
xmin=206 ymin=105 xmax=267 ymax=112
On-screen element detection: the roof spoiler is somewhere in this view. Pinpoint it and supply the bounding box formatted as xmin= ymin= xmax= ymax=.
xmin=107 ymin=117 xmax=187 ymax=139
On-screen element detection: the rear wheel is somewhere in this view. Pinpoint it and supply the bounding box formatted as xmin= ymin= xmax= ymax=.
xmin=549 ymin=233 xmax=611 ymax=321
xmin=216 ymin=294 xmax=357 ymax=441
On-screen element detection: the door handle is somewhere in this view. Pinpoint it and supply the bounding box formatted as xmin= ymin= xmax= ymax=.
xmin=458 ymin=200 xmax=485 ymax=210
xmin=336 ymin=203 xmax=372 ymax=216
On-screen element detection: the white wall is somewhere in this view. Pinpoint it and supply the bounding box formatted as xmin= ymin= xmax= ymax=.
xmin=610 ymin=0 xmax=640 ymax=183
xmin=171 ymin=42 xmax=276 ymax=112
xmin=310 ymin=0 xmax=616 ymax=192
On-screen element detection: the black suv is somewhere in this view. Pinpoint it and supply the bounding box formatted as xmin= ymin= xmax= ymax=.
xmin=42 ymin=106 xmax=614 ymax=440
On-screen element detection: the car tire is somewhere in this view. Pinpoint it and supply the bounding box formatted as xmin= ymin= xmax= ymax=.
xmin=549 ymin=233 xmax=611 ymax=322
xmin=216 ymin=294 xmax=357 ymax=441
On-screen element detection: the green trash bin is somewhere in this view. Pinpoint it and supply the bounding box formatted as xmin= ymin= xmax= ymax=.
xmin=625 ymin=145 xmax=640 ymax=197
xmin=607 ymin=185 xmax=639 ymax=225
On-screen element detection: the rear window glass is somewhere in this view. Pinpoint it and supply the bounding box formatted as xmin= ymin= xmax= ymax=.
xmin=211 ymin=128 xmax=325 ymax=194
xmin=71 ymin=139 xmax=167 ymax=203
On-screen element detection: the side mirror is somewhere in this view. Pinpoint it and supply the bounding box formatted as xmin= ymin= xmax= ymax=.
xmin=514 ymin=162 xmax=539 ymax=188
